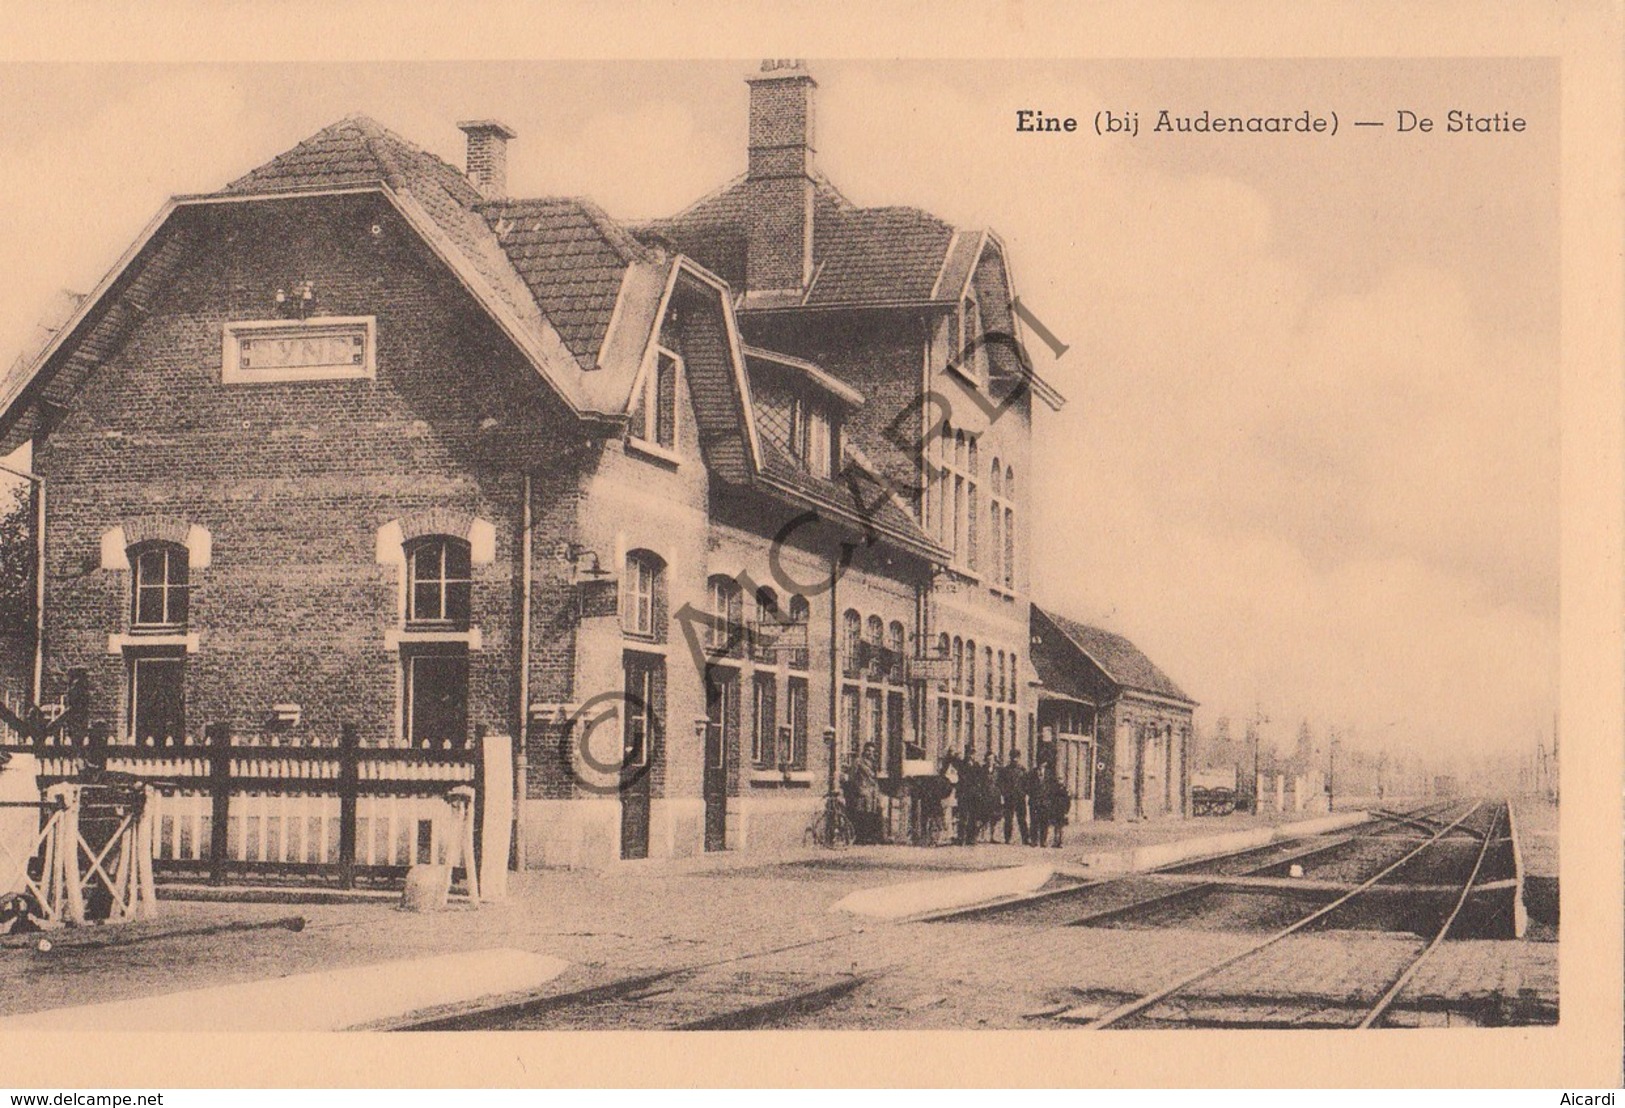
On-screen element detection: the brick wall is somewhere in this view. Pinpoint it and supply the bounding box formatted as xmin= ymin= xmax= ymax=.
xmin=1101 ymin=698 xmax=1195 ymax=821
xmin=742 ymin=307 xmax=1036 ymax=764
xmin=32 ymin=192 xmax=580 ymax=750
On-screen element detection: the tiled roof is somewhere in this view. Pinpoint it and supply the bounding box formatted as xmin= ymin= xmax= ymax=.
xmin=806 ymin=207 xmax=956 ymax=306
xmin=479 ymin=197 xmax=652 ymax=368
xmin=226 ymin=116 xmax=642 ymax=374
xmin=225 ymin=114 xmax=483 ymax=204
xmin=639 ymin=176 xmax=959 ymax=309
xmin=1035 ymin=606 xmax=1195 ymax=705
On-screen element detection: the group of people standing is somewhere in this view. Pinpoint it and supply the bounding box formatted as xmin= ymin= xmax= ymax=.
xmin=943 ymin=747 xmax=1069 ymax=848
xmin=838 ymin=742 xmax=1072 ymax=848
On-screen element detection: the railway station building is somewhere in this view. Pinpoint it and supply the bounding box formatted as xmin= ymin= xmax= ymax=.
xmin=1029 ymin=604 xmax=1197 ymax=822
xmin=0 ymin=61 xmax=1070 ymax=872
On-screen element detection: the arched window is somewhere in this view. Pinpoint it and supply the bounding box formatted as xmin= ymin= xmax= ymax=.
xmin=788 ymin=594 xmax=811 ymax=669
xmin=753 ymin=586 xmax=780 ymax=663
xmin=887 ymin=620 xmax=905 ymax=683
xmin=405 ymin=537 xmax=471 ymax=629
xmin=1009 ymin=650 xmax=1019 ymax=703
xmin=983 ymin=645 xmax=993 ymax=699
xmin=622 ymin=550 xmax=665 ymax=640
xmin=966 ymin=640 xmax=977 ymax=700
xmin=997 ymin=649 xmax=1006 ymax=702
xmin=966 ymin=438 xmax=979 ymax=571
xmin=989 ymin=457 xmax=1004 ymax=587
xmin=708 ymin=576 xmax=744 ymax=658
xmin=932 ymin=419 xmax=951 ymax=545
xmin=1004 ymin=465 xmax=1016 ymax=590
xmin=952 ymin=636 xmax=964 ymax=695
xmin=865 ymin=615 xmax=884 ymax=675
xmin=953 ymin=432 xmax=967 ymax=566
xmin=842 ymin=609 xmax=862 ymax=676
xmin=130 ymin=542 xmax=190 ymax=629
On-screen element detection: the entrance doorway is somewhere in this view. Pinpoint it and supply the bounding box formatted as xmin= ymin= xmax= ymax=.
xmin=1058 ymin=734 xmax=1092 ymax=824
xmin=703 ymin=668 xmax=737 ymax=852
xmin=620 ymin=653 xmax=660 ymax=860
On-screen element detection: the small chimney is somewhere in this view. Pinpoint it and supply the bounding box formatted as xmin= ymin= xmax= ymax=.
xmin=744 ymin=60 xmax=817 ymax=293
xmin=457 ymin=119 xmax=517 ymax=199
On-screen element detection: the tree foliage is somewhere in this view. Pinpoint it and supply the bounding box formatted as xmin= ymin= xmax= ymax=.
xmin=0 ymin=480 xmax=35 ymax=635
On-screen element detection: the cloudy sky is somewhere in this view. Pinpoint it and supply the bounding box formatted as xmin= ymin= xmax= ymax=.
xmin=0 ymin=59 xmax=1558 ymax=765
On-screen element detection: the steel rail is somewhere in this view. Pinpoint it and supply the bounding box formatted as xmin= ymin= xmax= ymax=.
xmin=1063 ymin=823 xmax=1422 ymax=928
xmin=931 ymin=803 xmax=1446 ymax=927
xmin=1356 ymin=802 xmax=1503 ymax=1028
xmin=387 ymin=800 xmax=1470 ymax=1030
xmin=1081 ymin=799 xmax=1483 ymax=1030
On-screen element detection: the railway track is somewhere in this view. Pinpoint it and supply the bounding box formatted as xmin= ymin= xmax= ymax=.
xmin=379 ymin=799 xmax=1528 ymax=1031
xmin=1071 ymin=800 xmax=1512 ymax=1029
xmin=924 ymin=800 xmax=1465 ymax=931
xmin=386 ymin=963 xmax=870 ymax=1031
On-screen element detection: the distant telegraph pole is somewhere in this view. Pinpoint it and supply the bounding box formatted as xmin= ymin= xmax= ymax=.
xmin=1328 ymin=730 xmax=1338 ymax=811
xmin=1249 ymin=702 xmax=1269 ymax=813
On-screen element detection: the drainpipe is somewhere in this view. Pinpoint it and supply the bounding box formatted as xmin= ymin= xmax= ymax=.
xmin=827 ymin=548 xmax=840 ymax=794
xmin=915 ymin=579 xmax=929 ymax=756
xmin=514 ymin=472 xmax=533 ymax=871
xmin=0 ymin=459 xmax=43 ymax=704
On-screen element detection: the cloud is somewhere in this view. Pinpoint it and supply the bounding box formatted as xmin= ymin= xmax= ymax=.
xmin=0 ymin=61 xmax=1555 ymax=763
xmin=803 ymin=65 xmax=1560 ymax=758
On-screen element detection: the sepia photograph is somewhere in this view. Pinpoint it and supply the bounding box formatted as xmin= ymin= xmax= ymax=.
xmin=0 ymin=33 xmax=1605 ymax=1086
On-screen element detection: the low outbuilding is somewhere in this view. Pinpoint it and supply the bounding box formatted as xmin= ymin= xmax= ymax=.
xmin=1030 ymin=605 xmax=1197 ymax=822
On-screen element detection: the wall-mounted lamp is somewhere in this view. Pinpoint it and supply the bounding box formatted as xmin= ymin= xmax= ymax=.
xmin=561 ymin=542 xmax=614 ymax=584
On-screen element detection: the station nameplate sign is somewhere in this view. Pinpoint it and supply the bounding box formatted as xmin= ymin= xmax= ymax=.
xmin=223 ymin=318 xmax=376 ymax=384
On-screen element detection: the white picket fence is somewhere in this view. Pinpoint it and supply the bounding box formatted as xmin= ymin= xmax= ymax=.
xmin=148 ymin=791 xmax=470 ymax=870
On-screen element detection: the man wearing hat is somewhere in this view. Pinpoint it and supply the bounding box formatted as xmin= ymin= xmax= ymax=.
xmin=844 ymin=742 xmax=883 ymax=844
xmin=998 ymin=748 xmax=1031 ymax=845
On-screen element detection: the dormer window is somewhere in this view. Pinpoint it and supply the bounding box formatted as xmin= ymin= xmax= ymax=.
xmin=631 ymin=348 xmax=680 ymax=453
xmin=958 ymin=295 xmax=988 ymax=388
xmin=406 ymin=537 xmax=472 ymax=629
xmin=787 ymin=396 xmax=834 ymax=479
xmin=807 ymin=407 xmax=833 ymax=479
xmin=131 ymin=543 xmax=189 ymax=629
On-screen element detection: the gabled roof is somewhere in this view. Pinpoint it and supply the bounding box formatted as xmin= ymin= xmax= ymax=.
xmin=226 ymin=115 xmax=643 ymax=382
xmin=226 ymin=114 xmax=482 ymax=200
xmin=1032 ymin=604 xmax=1196 ymax=706
xmin=0 ymin=115 xmax=696 ymax=450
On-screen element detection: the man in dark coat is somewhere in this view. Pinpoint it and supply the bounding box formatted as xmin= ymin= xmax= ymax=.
xmin=843 ymin=742 xmax=884 ymax=844
xmin=979 ymin=750 xmax=998 ymax=843
xmin=1045 ymin=765 xmax=1071 ymax=847
xmin=955 ymin=747 xmax=985 ymax=845
xmin=1028 ymin=762 xmax=1051 ymax=849
xmin=997 ymin=749 xmax=1031 ymax=845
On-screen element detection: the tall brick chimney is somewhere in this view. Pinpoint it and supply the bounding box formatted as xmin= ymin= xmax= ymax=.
xmin=745 ymin=60 xmax=817 ymax=293
xmin=457 ymin=119 xmax=517 ymax=199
